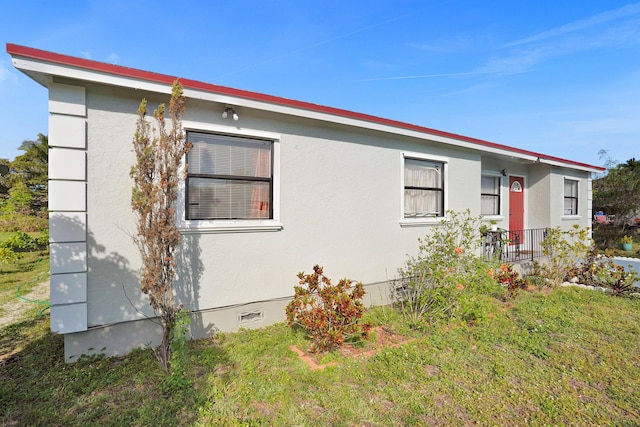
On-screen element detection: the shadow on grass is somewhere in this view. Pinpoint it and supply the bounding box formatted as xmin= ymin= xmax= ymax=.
xmin=0 ymin=315 xmax=232 ymax=426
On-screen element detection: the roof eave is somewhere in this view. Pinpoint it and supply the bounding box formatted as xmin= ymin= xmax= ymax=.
xmin=7 ymin=43 xmax=605 ymax=173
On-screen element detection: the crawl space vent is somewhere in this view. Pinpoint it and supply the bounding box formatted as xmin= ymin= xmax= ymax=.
xmin=238 ymin=310 xmax=264 ymax=324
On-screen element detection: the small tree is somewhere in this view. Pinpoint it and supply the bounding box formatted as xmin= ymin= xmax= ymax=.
xmin=10 ymin=134 xmax=49 ymax=213
xmin=394 ymin=210 xmax=500 ymax=323
xmin=130 ymin=81 xmax=191 ymax=372
xmin=536 ymin=225 xmax=592 ymax=285
xmin=593 ymin=155 xmax=640 ymax=229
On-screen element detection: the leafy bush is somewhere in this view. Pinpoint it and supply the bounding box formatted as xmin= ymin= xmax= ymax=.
xmin=285 ymin=265 xmax=372 ymax=352
xmin=535 ymin=225 xmax=591 ymax=285
xmin=1 ymin=181 xmax=33 ymax=215
xmin=566 ymin=248 xmax=639 ymax=297
xmin=494 ymin=263 xmax=528 ymax=300
xmin=1 ymin=231 xmax=38 ymax=251
xmin=35 ymin=230 xmax=49 ymax=248
xmin=0 ymin=246 xmax=20 ymax=266
xmin=394 ymin=210 xmax=501 ymax=324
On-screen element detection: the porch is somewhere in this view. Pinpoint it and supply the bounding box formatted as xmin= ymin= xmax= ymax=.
xmin=482 ymin=228 xmax=549 ymax=263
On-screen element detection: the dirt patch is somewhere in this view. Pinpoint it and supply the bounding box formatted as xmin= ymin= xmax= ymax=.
xmin=290 ymin=326 xmax=415 ymax=370
xmin=0 ymin=279 xmax=49 ymax=328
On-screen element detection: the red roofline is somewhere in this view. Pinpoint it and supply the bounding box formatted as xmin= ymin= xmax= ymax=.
xmin=6 ymin=43 xmax=604 ymax=171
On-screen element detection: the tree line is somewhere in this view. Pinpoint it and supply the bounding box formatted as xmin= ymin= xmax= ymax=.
xmin=0 ymin=133 xmax=49 ymax=232
xmin=593 ymin=154 xmax=640 ymax=228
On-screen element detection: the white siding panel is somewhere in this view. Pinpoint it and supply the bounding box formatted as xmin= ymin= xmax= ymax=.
xmin=49 ymin=115 xmax=86 ymax=148
xmin=51 ymin=303 xmax=88 ymax=333
xmin=49 ymin=83 xmax=86 ymax=116
xmin=50 ymin=242 xmax=87 ymax=274
xmin=49 ymin=148 xmax=86 ymax=180
xmin=49 ymin=212 xmax=86 ymax=242
xmin=50 ymin=273 xmax=87 ymax=305
xmin=49 ymin=181 xmax=86 ymax=211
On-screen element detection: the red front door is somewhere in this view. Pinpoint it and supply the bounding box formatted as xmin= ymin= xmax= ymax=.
xmin=509 ymin=176 xmax=524 ymax=246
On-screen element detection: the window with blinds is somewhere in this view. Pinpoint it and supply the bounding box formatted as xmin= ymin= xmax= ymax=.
xmin=481 ymin=176 xmax=500 ymax=215
xmin=404 ymin=158 xmax=444 ymax=218
xmin=564 ymin=178 xmax=578 ymax=215
xmin=186 ymin=132 xmax=273 ymax=220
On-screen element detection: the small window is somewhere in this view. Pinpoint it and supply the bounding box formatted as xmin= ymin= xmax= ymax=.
xmin=186 ymin=132 xmax=273 ymax=220
xmin=481 ymin=176 xmax=500 ymax=215
xmin=404 ymin=158 xmax=444 ymax=218
xmin=564 ymin=179 xmax=578 ymax=215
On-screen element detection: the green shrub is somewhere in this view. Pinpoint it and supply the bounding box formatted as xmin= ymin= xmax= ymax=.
xmin=535 ymin=225 xmax=591 ymax=285
xmin=35 ymin=230 xmax=49 ymax=248
xmin=394 ymin=210 xmax=501 ymax=324
xmin=1 ymin=231 xmax=38 ymax=251
xmin=285 ymin=265 xmax=372 ymax=352
xmin=0 ymin=246 xmax=20 ymax=266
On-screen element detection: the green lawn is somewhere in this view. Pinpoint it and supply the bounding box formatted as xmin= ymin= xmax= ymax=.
xmin=1 ymin=286 xmax=639 ymax=426
xmin=0 ymin=231 xmax=49 ymax=313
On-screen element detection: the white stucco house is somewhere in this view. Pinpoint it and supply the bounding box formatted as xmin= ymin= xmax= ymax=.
xmin=7 ymin=43 xmax=604 ymax=360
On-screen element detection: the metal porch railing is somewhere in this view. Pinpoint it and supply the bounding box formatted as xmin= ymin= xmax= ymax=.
xmin=482 ymin=228 xmax=549 ymax=263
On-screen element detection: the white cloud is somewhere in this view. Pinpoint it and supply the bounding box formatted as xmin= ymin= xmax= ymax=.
xmin=81 ymin=51 xmax=92 ymax=59
xmin=503 ymin=1 xmax=640 ymax=47
xmin=360 ymin=70 xmax=493 ymax=82
xmin=106 ymin=53 xmax=119 ymax=64
xmin=0 ymin=64 xmax=8 ymax=83
xmin=408 ymin=37 xmax=470 ymax=54
xmin=478 ymin=48 xmax=546 ymax=75
xmin=478 ymin=14 xmax=640 ymax=76
xmin=0 ymin=61 xmax=20 ymax=88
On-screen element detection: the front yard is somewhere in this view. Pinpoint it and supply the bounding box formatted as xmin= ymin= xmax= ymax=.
xmin=1 ymin=284 xmax=639 ymax=426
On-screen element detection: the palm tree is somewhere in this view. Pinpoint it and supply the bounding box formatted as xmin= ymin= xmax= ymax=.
xmin=6 ymin=133 xmax=49 ymax=213
xmin=12 ymin=133 xmax=48 ymax=188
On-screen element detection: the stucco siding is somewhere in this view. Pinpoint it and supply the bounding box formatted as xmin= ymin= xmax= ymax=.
xmin=80 ymin=84 xmax=487 ymax=331
xmin=550 ymin=167 xmax=589 ymax=229
xmin=527 ymin=163 xmax=552 ymax=229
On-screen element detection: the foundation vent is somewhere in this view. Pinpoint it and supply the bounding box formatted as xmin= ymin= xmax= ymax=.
xmin=238 ymin=310 xmax=264 ymax=324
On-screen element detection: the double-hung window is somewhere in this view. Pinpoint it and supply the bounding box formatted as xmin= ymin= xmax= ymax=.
xmin=404 ymin=157 xmax=444 ymax=218
xmin=186 ymin=131 xmax=273 ymax=220
xmin=481 ymin=176 xmax=501 ymax=216
xmin=563 ymin=178 xmax=578 ymax=215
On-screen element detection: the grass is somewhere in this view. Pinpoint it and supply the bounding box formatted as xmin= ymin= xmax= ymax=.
xmin=1 ymin=285 xmax=639 ymax=426
xmin=0 ymin=231 xmax=49 ymax=314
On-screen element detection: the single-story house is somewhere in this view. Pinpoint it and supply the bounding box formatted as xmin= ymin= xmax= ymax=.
xmin=7 ymin=43 xmax=604 ymax=361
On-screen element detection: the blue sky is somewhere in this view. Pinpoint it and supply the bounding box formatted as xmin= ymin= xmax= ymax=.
xmin=1 ymin=0 xmax=639 ymax=168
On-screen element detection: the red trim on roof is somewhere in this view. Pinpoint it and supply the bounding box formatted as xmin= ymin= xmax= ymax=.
xmin=6 ymin=43 xmax=604 ymax=171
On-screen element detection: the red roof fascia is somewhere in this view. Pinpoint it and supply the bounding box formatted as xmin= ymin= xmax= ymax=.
xmin=6 ymin=43 xmax=604 ymax=171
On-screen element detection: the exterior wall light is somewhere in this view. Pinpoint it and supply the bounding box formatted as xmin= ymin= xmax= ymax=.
xmin=222 ymin=106 xmax=239 ymax=121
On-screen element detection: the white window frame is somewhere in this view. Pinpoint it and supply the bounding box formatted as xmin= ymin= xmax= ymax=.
xmin=177 ymin=122 xmax=282 ymax=233
xmin=562 ymin=177 xmax=580 ymax=218
xmin=480 ymin=172 xmax=504 ymax=220
xmin=400 ymin=152 xmax=448 ymax=227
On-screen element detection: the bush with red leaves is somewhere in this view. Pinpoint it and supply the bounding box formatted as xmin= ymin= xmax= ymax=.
xmin=285 ymin=265 xmax=372 ymax=352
